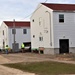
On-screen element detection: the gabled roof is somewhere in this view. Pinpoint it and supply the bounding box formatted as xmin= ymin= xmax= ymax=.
xmin=4 ymin=21 xmax=30 ymax=27
xmin=42 ymin=3 xmax=75 ymax=11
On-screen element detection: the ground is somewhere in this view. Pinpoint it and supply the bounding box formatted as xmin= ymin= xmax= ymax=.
xmin=0 ymin=53 xmax=75 ymax=75
xmin=0 ymin=65 xmax=35 ymax=75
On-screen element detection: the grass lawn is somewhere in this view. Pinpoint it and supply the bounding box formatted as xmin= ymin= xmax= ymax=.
xmin=3 ymin=61 xmax=75 ymax=75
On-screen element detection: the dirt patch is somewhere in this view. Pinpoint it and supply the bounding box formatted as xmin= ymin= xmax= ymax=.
xmin=55 ymin=57 xmax=72 ymax=61
xmin=1 ymin=53 xmax=75 ymax=64
xmin=0 ymin=55 xmax=11 ymax=64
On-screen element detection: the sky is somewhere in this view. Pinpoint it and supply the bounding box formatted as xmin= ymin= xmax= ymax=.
xmin=0 ymin=0 xmax=75 ymax=24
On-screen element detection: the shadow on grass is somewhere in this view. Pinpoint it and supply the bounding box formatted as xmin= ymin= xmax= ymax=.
xmin=3 ymin=61 xmax=75 ymax=75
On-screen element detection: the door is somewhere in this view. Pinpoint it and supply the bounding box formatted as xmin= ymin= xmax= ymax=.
xmin=59 ymin=39 xmax=69 ymax=54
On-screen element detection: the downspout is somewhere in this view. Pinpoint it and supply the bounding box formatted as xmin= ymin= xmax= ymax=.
xmin=45 ymin=11 xmax=52 ymax=46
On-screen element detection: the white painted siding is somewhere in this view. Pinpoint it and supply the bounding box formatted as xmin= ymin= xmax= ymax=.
xmin=53 ymin=12 xmax=75 ymax=48
xmin=0 ymin=27 xmax=2 ymax=49
xmin=31 ymin=4 xmax=54 ymax=49
xmin=0 ymin=22 xmax=9 ymax=49
xmin=0 ymin=22 xmax=31 ymax=49
xmin=8 ymin=27 xmax=31 ymax=49
xmin=31 ymin=3 xmax=75 ymax=54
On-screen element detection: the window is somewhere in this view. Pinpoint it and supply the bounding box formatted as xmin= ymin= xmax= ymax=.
xmin=23 ymin=29 xmax=27 ymax=34
xmin=39 ymin=17 xmax=42 ymax=26
xmin=59 ymin=14 xmax=64 ymax=23
xmin=39 ymin=37 xmax=43 ymax=41
xmin=3 ymin=30 xmax=4 ymax=35
xmin=12 ymin=29 xmax=16 ymax=34
xmin=3 ymin=39 xmax=4 ymax=44
xmin=32 ymin=19 xmax=34 ymax=22
xmin=33 ymin=35 xmax=35 ymax=38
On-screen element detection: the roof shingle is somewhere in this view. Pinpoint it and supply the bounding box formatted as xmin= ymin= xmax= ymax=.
xmin=4 ymin=21 xmax=30 ymax=27
xmin=42 ymin=3 xmax=75 ymax=11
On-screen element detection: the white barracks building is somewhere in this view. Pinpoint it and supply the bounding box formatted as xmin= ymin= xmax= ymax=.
xmin=0 ymin=21 xmax=31 ymax=50
xmin=31 ymin=3 xmax=75 ymax=54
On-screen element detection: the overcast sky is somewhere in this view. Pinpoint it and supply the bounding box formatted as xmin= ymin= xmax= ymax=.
xmin=0 ymin=0 xmax=75 ymax=24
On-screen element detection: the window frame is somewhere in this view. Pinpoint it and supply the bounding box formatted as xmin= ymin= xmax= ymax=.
xmin=59 ymin=14 xmax=64 ymax=23
xmin=39 ymin=37 xmax=43 ymax=41
xmin=3 ymin=30 xmax=4 ymax=35
xmin=23 ymin=29 xmax=27 ymax=34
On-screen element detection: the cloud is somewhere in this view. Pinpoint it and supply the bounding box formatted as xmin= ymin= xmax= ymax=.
xmin=0 ymin=0 xmax=75 ymax=24
xmin=46 ymin=0 xmax=75 ymax=3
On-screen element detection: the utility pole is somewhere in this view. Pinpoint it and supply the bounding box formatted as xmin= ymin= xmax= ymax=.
xmin=13 ymin=19 xmax=16 ymax=52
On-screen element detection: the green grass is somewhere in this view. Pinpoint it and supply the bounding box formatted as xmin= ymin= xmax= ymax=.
xmin=3 ymin=61 xmax=75 ymax=75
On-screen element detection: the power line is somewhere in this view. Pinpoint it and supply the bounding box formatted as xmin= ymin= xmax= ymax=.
xmin=21 ymin=0 xmax=48 ymax=20
xmin=0 ymin=0 xmax=48 ymax=21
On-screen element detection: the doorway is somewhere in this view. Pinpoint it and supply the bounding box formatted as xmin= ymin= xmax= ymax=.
xmin=59 ymin=39 xmax=69 ymax=54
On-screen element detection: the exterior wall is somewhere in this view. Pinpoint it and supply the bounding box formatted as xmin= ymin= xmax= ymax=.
xmin=31 ymin=4 xmax=54 ymax=50
xmin=53 ymin=11 xmax=75 ymax=53
xmin=0 ymin=22 xmax=9 ymax=49
xmin=69 ymin=47 xmax=75 ymax=53
xmin=31 ymin=3 xmax=75 ymax=54
xmin=44 ymin=48 xmax=54 ymax=55
xmin=0 ymin=27 xmax=2 ymax=49
xmin=8 ymin=27 xmax=31 ymax=49
xmin=44 ymin=47 xmax=75 ymax=54
xmin=0 ymin=22 xmax=31 ymax=49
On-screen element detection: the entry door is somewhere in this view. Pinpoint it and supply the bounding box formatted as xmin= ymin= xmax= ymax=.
xmin=59 ymin=39 xmax=69 ymax=54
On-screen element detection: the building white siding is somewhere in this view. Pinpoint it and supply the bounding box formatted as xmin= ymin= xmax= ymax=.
xmin=0 ymin=22 xmax=31 ymax=49
xmin=31 ymin=4 xmax=54 ymax=49
xmin=31 ymin=3 xmax=75 ymax=54
xmin=0 ymin=28 xmax=2 ymax=49
xmin=53 ymin=12 xmax=75 ymax=48
xmin=0 ymin=22 xmax=9 ymax=49
xmin=8 ymin=27 xmax=31 ymax=49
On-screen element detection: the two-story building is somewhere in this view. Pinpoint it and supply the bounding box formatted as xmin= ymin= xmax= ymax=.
xmin=0 ymin=21 xmax=31 ymax=51
xmin=31 ymin=3 xmax=75 ymax=54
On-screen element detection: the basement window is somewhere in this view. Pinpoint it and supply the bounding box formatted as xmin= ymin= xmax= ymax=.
xmin=59 ymin=14 xmax=64 ymax=23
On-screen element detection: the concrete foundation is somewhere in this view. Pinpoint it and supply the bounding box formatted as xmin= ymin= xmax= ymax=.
xmin=69 ymin=47 xmax=75 ymax=53
xmin=43 ymin=47 xmax=75 ymax=55
xmin=44 ymin=48 xmax=55 ymax=55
